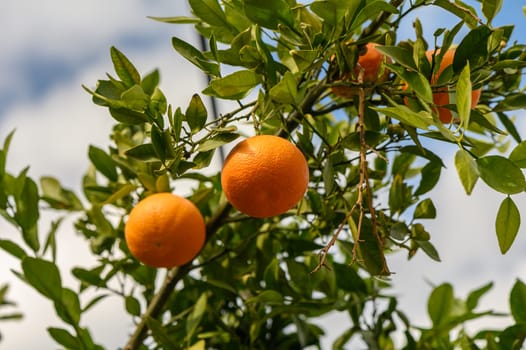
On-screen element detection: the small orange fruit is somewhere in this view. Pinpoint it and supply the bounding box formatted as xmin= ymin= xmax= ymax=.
xmin=426 ymin=49 xmax=481 ymax=123
xmin=124 ymin=192 xmax=206 ymax=268
xmin=221 ymin=135 xmax=309 ymax=218
xmin=331 ymin=43 xmax=390 ymax=98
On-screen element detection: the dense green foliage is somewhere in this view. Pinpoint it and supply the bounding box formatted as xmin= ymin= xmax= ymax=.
xmin=1 ymin=0 xmax=526 ymax=348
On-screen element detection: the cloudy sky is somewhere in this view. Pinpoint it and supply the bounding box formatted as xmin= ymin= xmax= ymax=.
xmin=0 ymin=1 xmax=525 ymax=349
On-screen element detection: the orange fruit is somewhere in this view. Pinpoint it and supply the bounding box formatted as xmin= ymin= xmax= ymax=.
xmin=331 ymin=43 xmax=390 ymax=98
xmin=426 ymin=49 xmax=481 ymax=123
xmin=124 ymin=192 xmax=206 ymax=268
xmin=221 ymin=135 xmax=309 ymax=218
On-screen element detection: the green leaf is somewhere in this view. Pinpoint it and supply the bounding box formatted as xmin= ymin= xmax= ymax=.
xmin=141 ymin=69 xmax=160 ymax=95
xmin=15 ymin=176 xmax=39 ymax=251
xmin=40 ymin=177 xmax=83 ymax=211
xmin=375 ymin=46 xmax=418 ymax=71
xmin=125 ymin=144 xmax=158 ymax=161
xmin=415 ymin=239 xmax=441 ymax=262
xmin=413 ymin=198 xmax=437 ymax=219
xmin=350 ymin=1 xmax=398 ymax=32
xmin=456 ymin=62 xmax=472 ymax=125
xmin=189 ymin=0 xmax=228 ymax=27
xmin=428 ymin=283 xmax=454 ymax=326
xmin=22 ymin=257 xmax=62 ymax=301
xmin=466 ymin=282 xmax=493 ymax=311
xmin=172 ymin=36 xmax=220 ymax=77
xmin=148 ymin=16 xmax=200 ymax=24
xmin=434 ymin=0 xmax=479 ymax=28
xmin=197 ymin=132 xmax=239 ymax=152
xmin=72 ymin=267 xmax=105 ymax=288
xmin=0 ymin=239 xmax=27 ymax=260
xmin=454 ymin=26 xmax=492 ymax=72
xmin=88 ymin=146 xmax=118 ymax=182
xmin=477 ymin=155 xmax=526 ymax=194
xmin=56 ymin=287 xmax=81 ymax=325
xmin=496 ymin=112 xmax=522 ymax=144
xmin=110 ymin=46 xmax=140 ymax=87
xmin=108 ymin=107 xmax=148 ymax=125
xmin=243 ymin=0 xmax=294 ymax=29
xmin=48 ymin=327 xmax=80 ymax=349
xmin=269 ymin=71 xmax=298 ymax=105
xmin=494 ymin=94 xmax=526 ymax=112
xmin=310 ymin=0 xmax=360 ymax=27
xmin=414 ymin=161 xmax=441 ymax=196
xmin=510 ymin=279 xmax=526 ymax=323
xmin=186 ymin=293 xmax=208 ymax=340
xmin=496 ymin=196 xmax=521 ymax=254
xmin=371 ymin=105 xmax=432 ymax=130
xmin=185 ymin=94 xmax=208 ymax=132
xmin=455 ymin=149 xmax=479 ymax=195
xmin=510 ymin=141 xmax=526 ymax=168
xmin=246 ymin=290 xmax=284 ymax=305
xmin=125 ymin=295 xmax=141 ymax=317
xmin=146 ymin=317 xmax=178 ymax=348
xmin=121 ymin=85 xmax=149 ymax=112
xmin=482 ymin=0 xmax=503 ymax=24
xmin=203 ymin=70 xmax=261 ymax=99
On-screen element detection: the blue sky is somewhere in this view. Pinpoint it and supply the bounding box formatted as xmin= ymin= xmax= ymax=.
xmin=0 ymin=1 xmax=525 ymax=349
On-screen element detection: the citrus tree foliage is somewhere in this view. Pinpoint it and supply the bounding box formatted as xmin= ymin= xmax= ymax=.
xmin=2 ymin=0 xmax=526 ymax=349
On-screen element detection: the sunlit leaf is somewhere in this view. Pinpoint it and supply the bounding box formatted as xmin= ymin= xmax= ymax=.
xmin=428 ymin=283 xmax=454 ymax=326
xmin=203 ymin=70 xmax=261 ymax=99
xmin=455 ymin=149 xmax=479 ymax=195
xmin=477 ymin=155 xmax=526 ymax=194
xmin=110 ymin=46 xmax=140 ymax=87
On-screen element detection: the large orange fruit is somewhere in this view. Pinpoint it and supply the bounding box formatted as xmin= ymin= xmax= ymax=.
xmin=221 ymin=135 xmax=309 ymax=218
xmin=331 ymin=43 xmax=390 ymax=98
xmin=124 ymin=192 xmax=206 ymax=268
xmin=426 ymin=49 xmax=481 ymax=123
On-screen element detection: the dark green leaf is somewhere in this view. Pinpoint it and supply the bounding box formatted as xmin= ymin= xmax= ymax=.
xmin=15 ymin=176 xmax=39 ymax=251
xmin=56 ymin=288 xmax=81 ymax=325
xmin=243 ymin=0 xmax=294 ymax=29
xmin=22 ymin=257 xmax=62 ymax=301
xmin=125 ymin=144 xmax=158 ymax=161
xmin=310 ymin=0 xmax=360 ymax=27
xmin=125 ymin=295 xmax=141 ymax=317
xmin=494 ymin=94 xmax=526 ymax=112
xmin=496 ymin=196 xmax=521 ymax=254
xmin=413 ymin=198 xmax=437 ymax=219
xmin=455 ymin=149 xmax=479 ymax=195
xmin=185 ymin=94 xmax=208 ymax=132
xmin=203 ymin=70 xmax=262 ymax=99
xmin=108 ymin=107 xmax=148 ymax=125
xmin=510 ymin=279 xmax=526 ymax=323
xmin=88 ymin=146 xmax=118 ymax=182
xmin=390 ymin=222 xmax=409 ymax=240
xmin=350 ymin=1 xmax=398 ymax=32
xmin=333 ymin=263 xmax=367 ymax=294
xmin=0 ymin=239 xmax=27 ymax=260
xmin=172 ymin=36 xmax=220 ymax=77
xmin=342 ymin=131 xmax=388 ymax=151
xmin=414 ymin=161 xmax=441 ymax=196
xmin=246 ymin=290 xmax=284 ymax=305
xmin=48 ymin=327 xmax=80 ymax=349
xmin=146 ymin=317 xmax=178 ymax=348
xmin=496 ymin=112 xmax=522 ymax=143
xmin=110 ymin=46 xmax=140 ymax=87
xmin=454 ymin=26 xmax=492 ymax=72
xmin=428 ymin=283 xmax=454 ymax=326
xmin=477 ymin=155 xmax=526 ymax=194
xmin=72 ymin=267 xmax=105 ymax=288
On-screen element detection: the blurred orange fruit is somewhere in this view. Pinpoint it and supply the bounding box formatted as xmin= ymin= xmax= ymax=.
xmin=221 ymin=135 xmax=309 ymax=218
xmin=426 ymin=49 xmax=481 ymax=123
xmin=125 ymin=192 xmax=206 ymax=268
xmin=331 ymin=43 xmax=390 ymax=98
